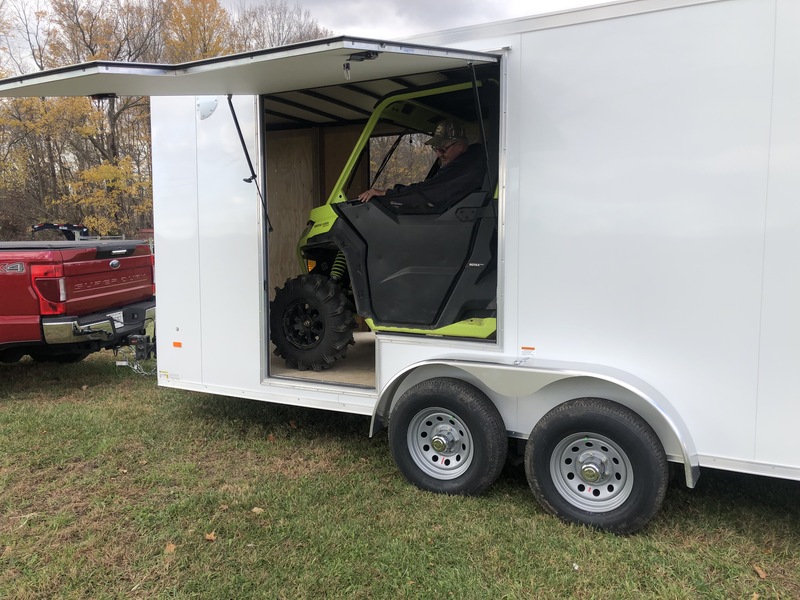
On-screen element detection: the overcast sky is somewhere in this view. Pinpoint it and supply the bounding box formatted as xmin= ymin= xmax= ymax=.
xmin=288 ymin=0 xmax=606 ymax=40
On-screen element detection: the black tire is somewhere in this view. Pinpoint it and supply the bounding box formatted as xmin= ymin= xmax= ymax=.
xmin=524 ymin=398 xmax=668 ymax=534
xmin=388 ymin=377 xmax=507 ymax=496
xmin=0 ymin=349 xmax=24 ymax=364
xmin=270 ymin=274 xmax=355 ymax=371
xmin=29 ymin=351 xmax=90 ymax=364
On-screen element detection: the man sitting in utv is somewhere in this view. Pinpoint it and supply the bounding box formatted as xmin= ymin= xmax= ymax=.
xmin=357 ymin=120 xmax=487 ymax=213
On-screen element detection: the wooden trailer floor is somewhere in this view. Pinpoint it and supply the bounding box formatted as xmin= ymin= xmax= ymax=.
xmin=269 ymin=331 xmax=376 ymax=388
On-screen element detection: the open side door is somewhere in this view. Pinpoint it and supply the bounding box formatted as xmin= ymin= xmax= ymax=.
xmin=0 ymin=36 xmax=498 ymax=98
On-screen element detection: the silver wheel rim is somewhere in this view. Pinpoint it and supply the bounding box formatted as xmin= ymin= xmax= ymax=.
xmin=407 ymin=407 xmax=474 ymax=480
xmin=550 ymin=432 xmax=634 ymax=512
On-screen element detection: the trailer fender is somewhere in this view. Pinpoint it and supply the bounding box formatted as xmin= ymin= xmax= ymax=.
xmin=371 ymin=359 xmax=699 ymax=487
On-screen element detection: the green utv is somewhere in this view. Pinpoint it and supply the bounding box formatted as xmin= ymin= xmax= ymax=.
xmin=270 ymin=67 xmax=499 ymax=371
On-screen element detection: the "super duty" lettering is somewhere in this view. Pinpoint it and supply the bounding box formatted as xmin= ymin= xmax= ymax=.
xmin=73 ymin=272 xmax=147 ymax=292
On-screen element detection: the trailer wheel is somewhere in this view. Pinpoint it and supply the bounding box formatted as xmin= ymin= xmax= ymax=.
xmin=389 ymin=378 xmax=507 ymax=495
xmin=524 ymin=398 xmax=668 ymax=534
xmin=270 ymin=274 xmax=355 ymax=371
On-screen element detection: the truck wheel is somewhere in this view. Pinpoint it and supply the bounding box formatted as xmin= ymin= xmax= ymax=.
xmin=0 ymin=349 xmax=24 ymax=363
xmin=389 ymin=378 xmax=507 ymax=495
xmin=524 ymin=398 xmax=668 ymax=534
xmin=270 ymin=274 xmax=355 ymax=371
xmin=29 ymin=352 xmax=90 ymax=363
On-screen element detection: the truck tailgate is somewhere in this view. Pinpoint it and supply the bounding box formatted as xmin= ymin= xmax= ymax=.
xmin=59 ymin=242 xmax=154 ymax=314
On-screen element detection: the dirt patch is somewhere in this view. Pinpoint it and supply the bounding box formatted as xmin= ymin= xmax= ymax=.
xmin=261 ymin=454 xmax=339 ymax=480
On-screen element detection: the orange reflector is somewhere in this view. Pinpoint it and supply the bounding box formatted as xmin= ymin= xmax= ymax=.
xmin=173 ymin=341 xmax=182 ymax=348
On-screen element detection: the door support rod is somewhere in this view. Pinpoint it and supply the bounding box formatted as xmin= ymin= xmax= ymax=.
xmin=227 ymin=94 xmax=273 ymax=232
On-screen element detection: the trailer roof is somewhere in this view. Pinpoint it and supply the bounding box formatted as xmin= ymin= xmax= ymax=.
xmin=0 ymin=37 xmax=498 ymax=99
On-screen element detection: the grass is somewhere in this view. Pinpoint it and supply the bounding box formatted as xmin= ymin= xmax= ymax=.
xmin=1 ymin=352 xmax=799 ymax=599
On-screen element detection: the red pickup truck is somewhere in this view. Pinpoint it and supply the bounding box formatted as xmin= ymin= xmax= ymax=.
xmin=0 ymin=239 xmax=155 ymax=363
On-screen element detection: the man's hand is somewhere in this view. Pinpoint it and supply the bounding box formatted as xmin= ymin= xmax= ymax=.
xmin=357 ymin=188 xmax=386 ymax=203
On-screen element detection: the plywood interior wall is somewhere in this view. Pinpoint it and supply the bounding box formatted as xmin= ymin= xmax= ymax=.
xmin=265 ymin=129 xmax=317 ymax=299
xmin=321 ymin=126 xmax=370 ymax=200
xmin=266 ymin=125 xmax=369 ymax=299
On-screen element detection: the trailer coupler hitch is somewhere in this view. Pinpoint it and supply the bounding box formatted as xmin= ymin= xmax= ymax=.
xmin=114 ymin=335 xmax=157 ymax=375
xmin=127 ymin=334 xmax=156 ymax=361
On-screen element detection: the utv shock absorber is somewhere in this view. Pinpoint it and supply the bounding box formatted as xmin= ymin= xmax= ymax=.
xmin=330 ymin=251 xmax=348 ymax=282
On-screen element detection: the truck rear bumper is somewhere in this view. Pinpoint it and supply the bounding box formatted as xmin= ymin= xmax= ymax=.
xmin=42 ymin=300 xmax=155 ymax=345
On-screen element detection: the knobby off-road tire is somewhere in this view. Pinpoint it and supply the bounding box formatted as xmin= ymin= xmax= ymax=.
xmin=389 ymin=378 xmax=507 ymax=496
xmin=270 ymin=274 xmax=356 ymax=371
xmin=524 ymin=398 xmax=668 ymax=534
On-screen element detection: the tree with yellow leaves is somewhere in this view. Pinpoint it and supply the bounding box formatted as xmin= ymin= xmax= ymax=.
xmin=58 ymin=156 xmax=151 ymax=235
xmin=165 ymin=0 xmax=231 ymax=62
xmin=0 ymin=0 xmax=164 ymax=238
xmin=0 ymin=0 xmax=333 ymax=241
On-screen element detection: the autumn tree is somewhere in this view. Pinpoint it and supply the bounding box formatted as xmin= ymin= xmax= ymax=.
xmin=369 ymin=133 xmax=433 ymax=192
xmin=58 ymin=156 xmax=152 ymax=234
xmin=230 ymin=0 xmax=332 ymax=52
xmin=3 ymin=0 xmax=58 ymax=72
xmin=0 ymin=0 xmax=332 ymax=240
xmin=0 ymin=0 xmax=166 ymax=238
xmin=49 ymin=0 xmax=168 ymax=160
xmin=0 ymin=1 xmax=8 ymax=75
xmin=164 ymin=0 xmax=231 ymax=62
xmin=1 ymin=96 xmax=93 ymax=207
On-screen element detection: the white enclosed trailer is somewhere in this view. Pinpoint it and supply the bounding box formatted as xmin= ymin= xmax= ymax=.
xmin=2 ymin=0 xmax=797 ymax=533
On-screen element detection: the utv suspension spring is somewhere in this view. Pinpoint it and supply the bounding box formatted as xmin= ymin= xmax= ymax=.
xmin=330 ymin=251 xmax=348 ymax=281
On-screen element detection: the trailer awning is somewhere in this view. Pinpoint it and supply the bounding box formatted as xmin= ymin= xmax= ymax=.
xmin=0 ymin=37 xmax=498 ymax=99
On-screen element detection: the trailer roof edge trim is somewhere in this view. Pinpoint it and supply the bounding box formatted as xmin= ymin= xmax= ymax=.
xmin=0 ymin=36 xmax=499 ymax=98
xmin=402 ymin=0 xmax=722 ymax=44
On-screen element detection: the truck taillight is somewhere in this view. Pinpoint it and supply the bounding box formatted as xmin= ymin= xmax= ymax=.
xmin=151 ymin=254 xmax=156 ymax=295
xmin=31 ymin=264 xmax=67 ymax=315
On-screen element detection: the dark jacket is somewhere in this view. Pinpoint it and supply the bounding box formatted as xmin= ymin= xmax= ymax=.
xmin=382 ymin=144 xmax=487 ymax=214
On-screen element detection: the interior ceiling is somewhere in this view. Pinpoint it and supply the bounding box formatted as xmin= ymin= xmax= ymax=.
xmin=262 ymin=64 xmax=497 ymax=131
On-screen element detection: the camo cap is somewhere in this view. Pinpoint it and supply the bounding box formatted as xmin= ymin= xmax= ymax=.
xmin=425 ymin=120 xmax=468 ymax=147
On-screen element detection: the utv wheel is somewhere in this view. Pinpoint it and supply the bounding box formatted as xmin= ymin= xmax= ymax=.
xmin=389 ymin=378 xmax=507 ymax=495
xmin=270 ymin=274 xmax=355 ymax=371
xmin=524 ymin=398 xmax=668 ymax=534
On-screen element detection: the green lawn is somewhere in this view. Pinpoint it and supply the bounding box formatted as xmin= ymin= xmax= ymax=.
xmin=1 ymin=353 xmax=799 ymax=598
